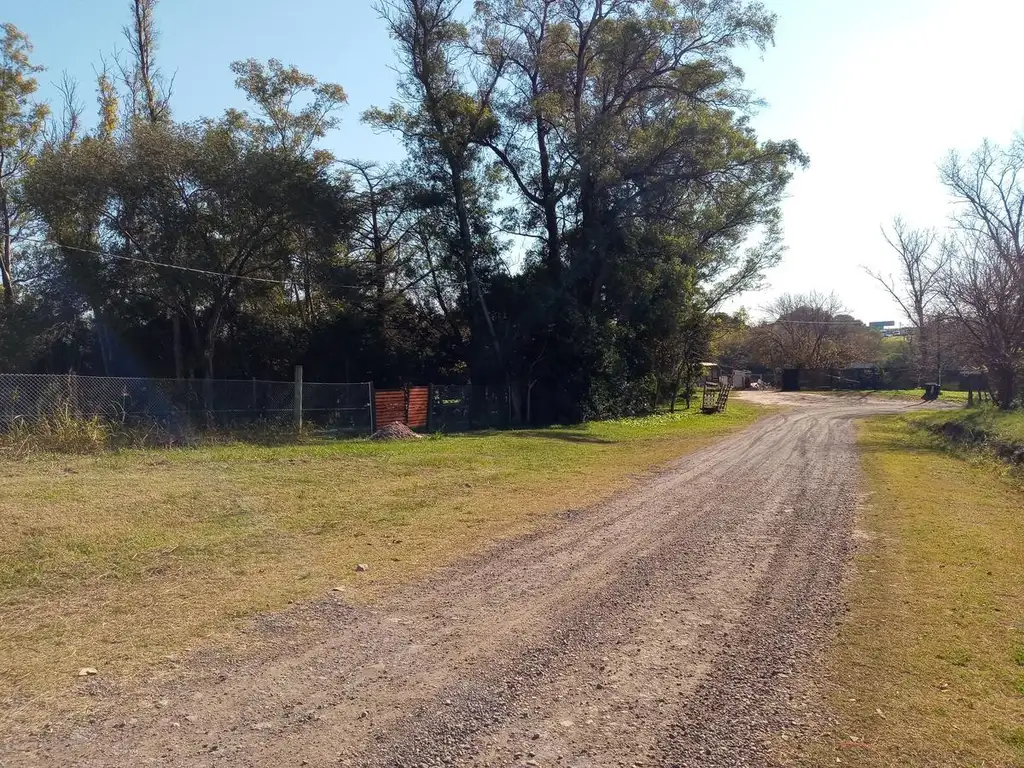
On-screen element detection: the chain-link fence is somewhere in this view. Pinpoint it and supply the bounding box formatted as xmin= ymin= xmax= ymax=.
xmin=428 ymin=385 xmax=512 ymax=432
xmin=0 ymin=374 xmax=373 ymax=434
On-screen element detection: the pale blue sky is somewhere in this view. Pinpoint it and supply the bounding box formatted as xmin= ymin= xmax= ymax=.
xmin=9 ymin=0 xmax=1024 ymax=323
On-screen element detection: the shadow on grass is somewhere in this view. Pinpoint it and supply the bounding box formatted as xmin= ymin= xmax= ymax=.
xmin=856 ymin=430 xmax=948 ymax=459
xmin=452 ymin=428 xmax=616 ymax=444
xmin=507 ymin=430 xmax=617 ymax=444
xmin=856 ymin=416 xmax=1005 ymax=467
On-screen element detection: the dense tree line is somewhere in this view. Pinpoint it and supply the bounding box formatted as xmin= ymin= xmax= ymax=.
xmin=0 ymin=1 xmax=804 ymax=423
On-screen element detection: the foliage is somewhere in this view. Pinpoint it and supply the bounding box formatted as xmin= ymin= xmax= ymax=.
xmin=747 ymin=291 xmax=880 ymax=369
xmin=6 ymin=2 xmax=804 ymax=423
xmin=0 ymin=22 xmax=49 ymax=307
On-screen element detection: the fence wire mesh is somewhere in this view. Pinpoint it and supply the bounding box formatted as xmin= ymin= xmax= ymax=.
xmin=429 ymin=385 xmax=511 ymax=432
xmin=0 ymin=374 xmax=372 ymax=434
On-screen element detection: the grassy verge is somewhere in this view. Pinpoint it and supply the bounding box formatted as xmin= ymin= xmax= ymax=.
xmin=794 ymin=414 xmax=1024 ymax=766
xmin=825 ymin=388 xmax=970 ymax=403
xmin=915 ymin=404 xmax=1024 ymax=445
xmin=0 ymin=402 xmax=765 ymax=727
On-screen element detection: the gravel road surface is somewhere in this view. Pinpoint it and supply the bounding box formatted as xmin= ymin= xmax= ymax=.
xmin=2 ymin=393 xmax=935 ymax=768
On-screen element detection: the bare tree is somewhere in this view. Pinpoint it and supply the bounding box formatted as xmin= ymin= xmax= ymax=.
xmin=45 ymin=72 xmax=84 ymax=149
xmin=751 ymin=292 xmax=876 ymax=370
xmin=866 ymin=216 xmax=945 ymax=383
xmin=939 ymin=135 xmax=1024 ymax=409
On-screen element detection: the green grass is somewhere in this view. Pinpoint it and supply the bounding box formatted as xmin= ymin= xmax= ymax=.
xmin=915 ymin=404 xmax=1024 ymax=445
xmin=790 ymin=414 xmax=1024 ymax=767
xmin=0 ymin=402 xmax=766 ymax=727
xmin=826 ymin=388 xmax=971 ymax=403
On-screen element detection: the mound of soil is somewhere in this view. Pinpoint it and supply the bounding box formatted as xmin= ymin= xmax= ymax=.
xmin=370 ymin=422 xmax=424 ymax=441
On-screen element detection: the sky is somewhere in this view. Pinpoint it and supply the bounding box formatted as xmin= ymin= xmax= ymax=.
xmin=8 ymin=0 xmax=1024 ymax=324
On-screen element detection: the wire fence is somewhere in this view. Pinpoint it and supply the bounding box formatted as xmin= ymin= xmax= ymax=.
xmin=428 ymin=384 xmax=512 ymax=432
xmin=0 ymin=373 xmax=373 ymax=435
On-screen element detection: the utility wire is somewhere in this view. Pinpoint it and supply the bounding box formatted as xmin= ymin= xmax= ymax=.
xmin=14 ymin=234 xmax=289 ymax=285
xmin=753 ymin=318 xmax=891 ymax=327
xmin=11 ymin=233 xmax=429 ymax=293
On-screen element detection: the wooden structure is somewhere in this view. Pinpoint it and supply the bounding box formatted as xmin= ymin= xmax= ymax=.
xmin=701 ymin=380 xmax=733 ymax=414
xmin=373 ymin=385 xmax=429 ymax=431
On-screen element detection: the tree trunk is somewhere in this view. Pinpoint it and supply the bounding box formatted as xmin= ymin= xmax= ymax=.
xmin=995 ymin=367 xmax=1016 ymax=410
xmin=449 ymin=159 xmax=520 ymax=421
xmin=202 ymin=337 xmax=217 ymax=427
xmin=1 ymin=226 xmax=15 ymax=307
xmin=670 ymin=366 xmax=683 ymax=413
xmin=96 ymin=322 xmax=111 ymax=375
xmin=536 ymin=118 xmax=561 ymax=278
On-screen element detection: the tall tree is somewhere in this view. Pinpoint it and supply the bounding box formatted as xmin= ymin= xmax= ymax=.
xmin=121 ymin=0 xmax=171 ymax=124
xmin=369 ymin=0 xmax=510 ymax=386
xmin=226 ymin=58 xmax=346 ymax=163
xmin=0 ymin=23 xmax=49 ymax=307
xmin=342 ymin=160 xmax=418 ymax=299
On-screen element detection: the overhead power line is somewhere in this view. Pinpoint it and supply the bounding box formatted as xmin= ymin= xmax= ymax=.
xmin=11 ymin=234 xmax=429 ymax=293
xmin=754 ymin=318 xmax=882 ymax=326
xmin=13 ymin=234 xmax=289 ymax=285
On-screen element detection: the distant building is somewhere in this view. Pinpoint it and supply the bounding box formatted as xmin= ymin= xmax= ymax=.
xmin=884 ymin=326 xmax=916 ymax=339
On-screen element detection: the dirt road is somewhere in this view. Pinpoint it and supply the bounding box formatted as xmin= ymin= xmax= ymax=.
xmin=2 ymin=394 xmax=935 ymax=768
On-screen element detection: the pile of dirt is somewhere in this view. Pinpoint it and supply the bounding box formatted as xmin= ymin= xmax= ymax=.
xmin=370 ymin=422 xmax=424 ymax=441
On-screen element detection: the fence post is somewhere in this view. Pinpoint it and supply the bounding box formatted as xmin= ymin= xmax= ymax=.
xmin=293 ymin=365 xmax=303 ymax=431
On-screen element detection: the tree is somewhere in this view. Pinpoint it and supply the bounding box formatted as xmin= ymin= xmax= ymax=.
xmin=466 ymin=0 xmax=804 ymax=419
xmin=9 ymin=0 xmax=804 ymax=427
xmin=939 ymin=135 xmax=1024 ymax=409
xmin=343 ymin=160 xmax=419 ymax=299
xmin=369 ymin=0 xmax=509 ymax=387
xmin=866 ymin=217 xmax=945 ymax=384
xmin=751 ymin=292 xmax=877 ymax=370
xmin=474 ymin=0 xmax=802 ymax=298
xmin=120 ymin=0 xmax=171 ymax=124
xmin=226 ymin=58 xmax=346 ymax=163
xmin=0 ymin=23 xmax=49 ymax=307
xmin=27 ymin=114 xmax=354 ymax=383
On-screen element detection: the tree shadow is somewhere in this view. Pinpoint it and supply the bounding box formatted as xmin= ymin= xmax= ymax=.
xmin=506 ymin=429 xmax=616 ymax=444
xmin=451 ymin=427 xmax=616 ymax=444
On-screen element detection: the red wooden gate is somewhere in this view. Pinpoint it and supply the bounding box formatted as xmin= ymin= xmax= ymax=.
xmin=374 ymin=389 xmax=406 ymax=428
xmin=373 ymin=385 xmax=430 ymax=431
xmin=407 ymin=386 xmax=428 ymax=429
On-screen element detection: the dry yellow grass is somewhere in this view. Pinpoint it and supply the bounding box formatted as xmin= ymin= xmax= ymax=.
xmin=794 ymin=415 xmax=1024 ymax=767
xmin=0 ymin=403 xmax=764 ymax=728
